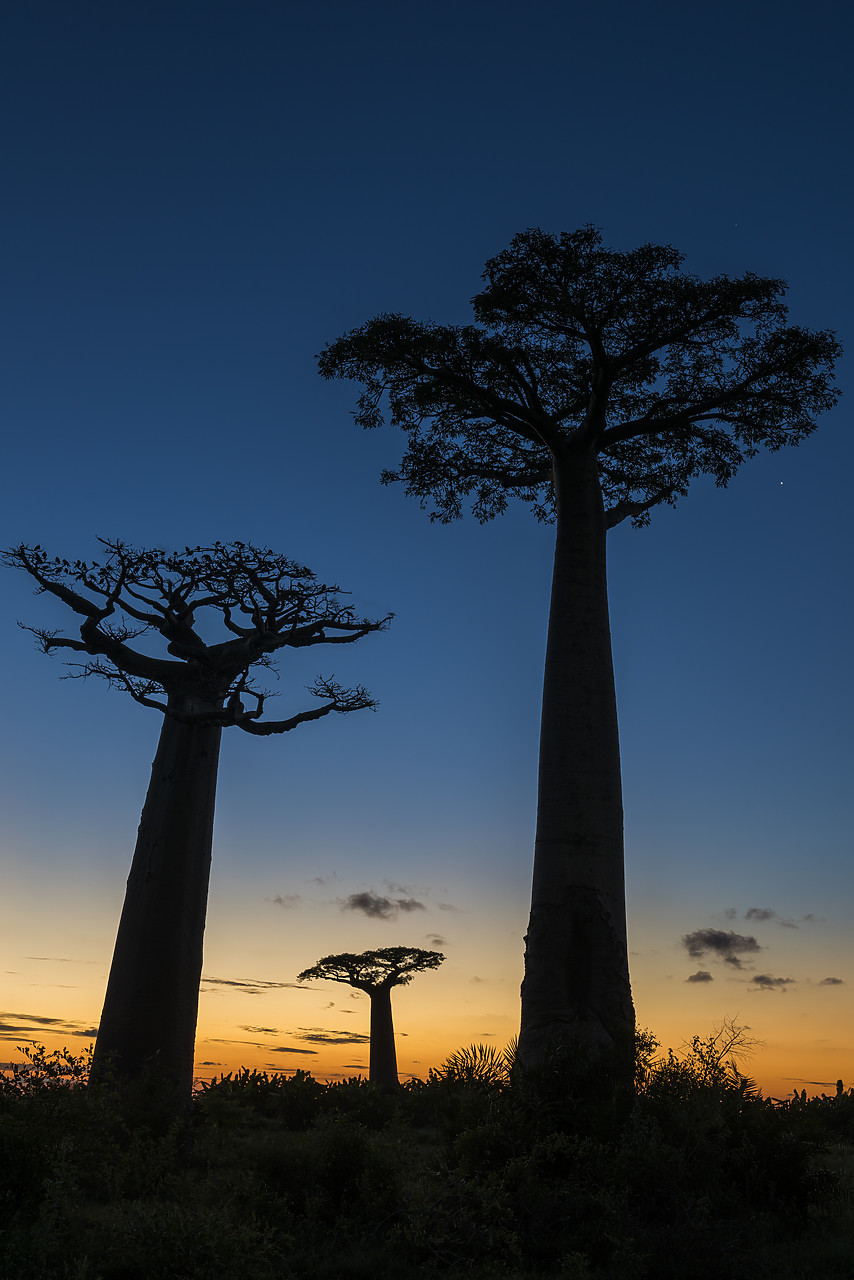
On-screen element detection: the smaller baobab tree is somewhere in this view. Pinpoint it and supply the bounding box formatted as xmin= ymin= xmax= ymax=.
xmin=2 ymin=539 xmax=389 ymax=1114
xmin=297 ymin=947 xmax=444 ymax=1087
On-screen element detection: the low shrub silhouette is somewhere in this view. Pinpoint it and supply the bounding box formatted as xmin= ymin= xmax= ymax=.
xmin=2 ymin=1030 xmax=853 ymax=1279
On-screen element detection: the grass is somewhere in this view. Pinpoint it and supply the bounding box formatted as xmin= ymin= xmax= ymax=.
xmin=2 ymin=1032 xmax=854 ymax=1278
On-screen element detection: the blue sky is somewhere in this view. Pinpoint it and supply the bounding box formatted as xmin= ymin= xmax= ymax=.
xmin=1 ymin=0 xmax=852 ymax=1091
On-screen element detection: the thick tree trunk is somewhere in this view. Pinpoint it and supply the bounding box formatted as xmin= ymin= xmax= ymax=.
xmin=368 ymin=985 xmax=399 ymax=1087
xmin=90 ymin=694 xmax=223 ymax=1112
xmin=518 ymin=450 xmax=635 ymax=1072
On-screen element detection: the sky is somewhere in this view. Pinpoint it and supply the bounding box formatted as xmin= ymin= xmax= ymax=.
xmin=1 ymin=0 xmax=852 ymax=1098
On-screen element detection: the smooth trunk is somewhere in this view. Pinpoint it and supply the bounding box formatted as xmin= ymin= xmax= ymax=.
xmin=518 ymin=451 xmax=634 ymax=1068
xmin=91 ymin=696 xmax=222 ymax=1107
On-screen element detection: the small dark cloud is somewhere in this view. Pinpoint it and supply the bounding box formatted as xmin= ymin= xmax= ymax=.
xmin=470 ymin=976 xmax=485 ymax=984
xmin=686 ymin=971 xmax=714 ymax=983
xmin=267 ymin=1045 xmax=319 ymax=1055
xmin=438 ymin=902 xmax=460 ymax=912
xmin=750 ymin=974 xmax=795 ymax=990
xmin=723 ymin=908 xmax=737 ymax=920
xmin=681 ymin=929 xmax=761 ymax=969
xmin=820 ymin=977 xmax=844 ymax=986
xmin=270 ymin=894 xmax=301 ymax=909
xmin=745 ymin=907 xmax=777 ymax=922
xmin=25 ymin=956 xmax=97 ymax=964
xmin=426 ymin=934 xmax=446 ymax=947
xmin=340 ymin=892 xmax=426 ymax=920
xmin=240 ymin=1025 xmax=279 ymax=1035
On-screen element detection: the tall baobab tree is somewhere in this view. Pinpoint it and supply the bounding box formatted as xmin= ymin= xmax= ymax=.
xmin=3 ymin=539 xmax=389 ymax=1111
xmin=318 ymin=226 xmax=840 ymax=1078
xmin=297 ymin=947 xmax=444 ymax=1086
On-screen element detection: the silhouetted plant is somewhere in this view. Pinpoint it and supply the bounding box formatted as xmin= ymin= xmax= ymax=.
xmin=297 ymin=946 xmax=444 ymax=1087
xmin=320 ymin=227 xmax=841 ymax=1081
xmin=3 ymin=540 xmax=389 ymax=1120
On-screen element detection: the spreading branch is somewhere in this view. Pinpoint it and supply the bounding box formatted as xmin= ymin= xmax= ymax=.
xmin=2 ymin=540 xmax=389 ymax=729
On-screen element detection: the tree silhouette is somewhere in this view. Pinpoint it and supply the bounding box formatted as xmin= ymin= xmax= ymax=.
xmin=318 ymin=226 xmax=840 ymax=1077
xmin=297 ymin=946 xmax=444 ymax=1086
xmin=3 ymin=539 xmax=389 ymax=1112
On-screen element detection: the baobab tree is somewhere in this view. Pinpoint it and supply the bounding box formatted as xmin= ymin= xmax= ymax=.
xmin=318 ymin=226 xmax=840 ymax=1078
xmin=297 ymin=946 xmax=444 ymax=1086
xmin=2 ymin=539 xmax=389 ymax=1111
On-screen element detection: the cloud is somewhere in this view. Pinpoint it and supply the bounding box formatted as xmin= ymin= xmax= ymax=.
xmin=0 ymin=1011 xmax=98 ymax=1042
xmin=201 ymin=976 xmax=302 ymax=994
xmin=686 ymin=971 xmax=714 ymax=983
xmin=24 ymin=956 xmax=98 ymax=964
xmin=681 ymin=929 xmax=761 ymax=969
xmin=820 ymin=977 xmax=844 ymax=985
xmin=426 ymin=934 xmax=446 ymax=947
xmin=438 ymin=902 xmax=460 ymax=912
xmin=470 ymin=976 xmax=486 ymax=983
xmin=270 ymin=894 xmax=301 ymax=909
xmin=266 ymin=1045 xmax=319 ymax=1055
xmin=240 ymin=1025 xmax=279 ymax=1035
xmin=340 ymin=892 xmax=426 ymax=920
xmin=750 ymin=974 xmax=795 ymax=990
xmin=293 ymin=1026 xmax=371 ymax=1046
xmin=744 ymin=907 xmax=777 ymax=922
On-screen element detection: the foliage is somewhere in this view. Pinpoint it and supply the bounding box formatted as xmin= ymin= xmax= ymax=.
xmin=2 ymin=538 xmax=388 ymax=730
xmin=2 ymin=1034 xmax=854 ymax=1279
xmin=319 ymin=225 xmax=841 ymax=529
xmin=297 ymin=946 xmax=445 ymax=992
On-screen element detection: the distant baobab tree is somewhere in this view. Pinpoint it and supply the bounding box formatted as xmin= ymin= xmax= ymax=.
xmin=297 ymin=946 xmax=444 ymax=1086
xmin=318 ymin=226 xmax=840 ymax=1081
xmin=3 ymin=539 xmax=389 ymax=1114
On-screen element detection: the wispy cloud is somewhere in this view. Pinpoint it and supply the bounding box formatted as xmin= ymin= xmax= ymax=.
xmin=267 ymin=1045 xmax=319 ymax=1055
xmin=819 ymin=977 xmax=844 ymax=985
xmin=681 ymin=929 xmax=761 ymax=970
xmin=240 ymin=1025 xmax=279 ymax=1035
xmin=201 ymin=976 xmax=302 ymax=994
xmin=426 ymin=934 xmax=446 ymax=947
xmin=269 ymin=894 xmax=301 ymax=909
xmin=339 ymin=892 xmax=426 ymax=920
xmin=438 ymin=902 xmax=461 ymax=913
xmin=293 ymin=1026 xmax=371 ymax=1046
xmin=0 ymin=1011 xmax=98 ymax=1041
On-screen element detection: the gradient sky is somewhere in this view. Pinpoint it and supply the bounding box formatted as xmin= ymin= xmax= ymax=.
xmin=1 ymin=0 xmax=852 ymax=1098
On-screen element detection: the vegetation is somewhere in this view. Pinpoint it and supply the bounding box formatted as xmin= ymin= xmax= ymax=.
xmin=1 ymin=541 xmax=388 ymax=1117
xmin=2 ymin=1031 xmax=853 ymax=1279
xmin=297 ymin=947 xmax=445 ymax=1087
xmin=319 ymin=226 xmax=841 ymax=1076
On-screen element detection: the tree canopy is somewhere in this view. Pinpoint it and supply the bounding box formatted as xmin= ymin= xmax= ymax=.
xmin=297 ymin=947 xmax=445 ymax=992
xmin=3 ymin=538 xmax=390 ymax=730
xmin=319 ymin=225 xmax=840 ymax=528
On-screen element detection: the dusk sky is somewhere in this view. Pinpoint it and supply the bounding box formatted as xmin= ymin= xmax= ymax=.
xmin=2 ymin=0 xmax=851 ymax=1097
